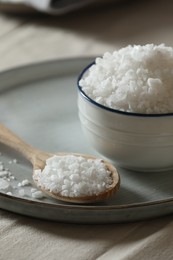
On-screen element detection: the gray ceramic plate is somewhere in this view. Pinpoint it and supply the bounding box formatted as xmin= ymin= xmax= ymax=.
xmin=0 ymin=58 xmax=173 ymax=224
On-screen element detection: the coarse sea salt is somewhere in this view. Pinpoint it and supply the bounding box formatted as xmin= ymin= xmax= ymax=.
xmin=31 ymin=190 xmax=44 ymax=199
xmin=0 ymin=158 xmax=44 ymax=200
xmin=79 ymin=44 xmax=173 ymax=114
xmin=18 ymin=179 xmax=30 ymax=187
xmin=18 ymin=188 xmax=25 ymax=197
xmin=0 ymin=179 xmax=10 ymax=190
xmin=6 ymin=191 xmax=12 ymax=196
xmin=34 ymin=155 xmax=112 ymax=197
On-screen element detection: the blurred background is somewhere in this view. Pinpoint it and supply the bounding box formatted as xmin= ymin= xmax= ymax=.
xmin=0 ymin=0 xmax=173 ymax=70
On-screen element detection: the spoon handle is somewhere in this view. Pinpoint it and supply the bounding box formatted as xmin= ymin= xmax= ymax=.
xmin=0 ymin=124 xmax=37 ymax=163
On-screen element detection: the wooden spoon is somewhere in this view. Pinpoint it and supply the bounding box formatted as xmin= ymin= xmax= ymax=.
xmin=0 ymin=124 xmax=120 ymax=203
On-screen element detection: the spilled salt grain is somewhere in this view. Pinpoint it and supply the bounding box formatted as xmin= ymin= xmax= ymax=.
xmin=79 ymin=44 xmax=173 ymax=114
xmin=31 ymin=188 xmax=37 ymax=193
xmin=18 ymin=179 xmax=30 ymax=187
xmin=6 ymin=191 xmax=12 ymax=196
xmin=0 ymin=179 xmax=10 ymax=190
xmin=0 ymin=171 xmax=8 ymax=178
xmin=19 ymin=189 xmax=25 ymax=197
xmin=31 ymin=191 xmax=44 ymax=199
xmin=21 ymin=179 xmax=30 ymax=186
xmin=30 ymin=187 xmax=44 ymax=199
xmin=34 ymin=155 xmax=112 ymax=197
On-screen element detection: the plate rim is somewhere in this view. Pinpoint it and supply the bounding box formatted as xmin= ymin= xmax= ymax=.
xmin=1 ymin=191 xmax=173 ymax=211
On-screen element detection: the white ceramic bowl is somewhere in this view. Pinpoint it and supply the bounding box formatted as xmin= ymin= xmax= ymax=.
xmin=77 ymin=63 xmax=173 ymax=172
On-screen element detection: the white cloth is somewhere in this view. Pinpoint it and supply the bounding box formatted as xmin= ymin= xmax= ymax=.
xmin=1 ymin=210 xmax=173 ymax=260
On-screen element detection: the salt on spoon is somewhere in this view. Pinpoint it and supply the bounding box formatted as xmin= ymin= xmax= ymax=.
xmin=0 ymin=124 xmax=120 ymax=203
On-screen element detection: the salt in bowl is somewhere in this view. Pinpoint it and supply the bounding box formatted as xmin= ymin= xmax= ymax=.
xmin=77 ymin=62 xmax=173 ymax=172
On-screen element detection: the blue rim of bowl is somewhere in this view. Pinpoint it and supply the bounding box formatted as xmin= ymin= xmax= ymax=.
xmin=77 ymin=62 xmax=173 ymax=118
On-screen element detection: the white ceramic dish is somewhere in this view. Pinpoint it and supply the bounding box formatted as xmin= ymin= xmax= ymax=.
xmin=78 ymin=62 xmax=173 ymax=172
xmin=0 ymin=58 xmax=173 ymax=224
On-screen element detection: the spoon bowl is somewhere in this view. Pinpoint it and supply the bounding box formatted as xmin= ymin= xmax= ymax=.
xmin=0 ymin=124 xmax=120 ymax=203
